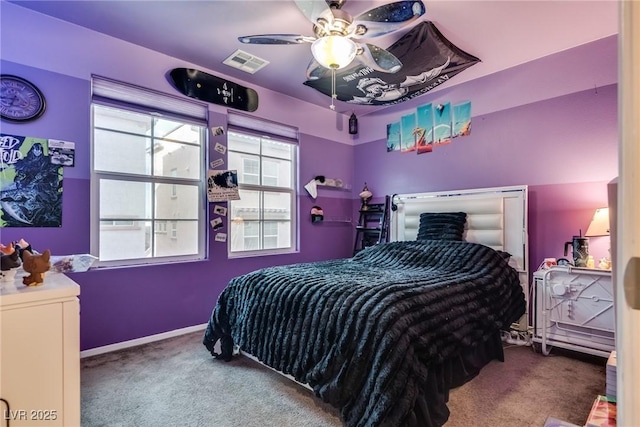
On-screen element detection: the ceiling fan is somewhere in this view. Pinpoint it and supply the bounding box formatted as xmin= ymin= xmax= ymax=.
xmin=238 ymin=0 xmax=426 ymax=83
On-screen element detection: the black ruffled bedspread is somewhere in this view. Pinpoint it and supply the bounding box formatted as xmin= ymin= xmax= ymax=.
xmin=204 ymin=240 xmax=526 ymax=427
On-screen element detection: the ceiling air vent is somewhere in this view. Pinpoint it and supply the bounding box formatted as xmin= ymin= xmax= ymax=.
xmin=223 ymin=50 xmax=270 ymax=74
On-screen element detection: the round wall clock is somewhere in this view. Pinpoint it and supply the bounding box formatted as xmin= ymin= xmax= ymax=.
xmin=0 ymin=75 xmax=46 ymax=122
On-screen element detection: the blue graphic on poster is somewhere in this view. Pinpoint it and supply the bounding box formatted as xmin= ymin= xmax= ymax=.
xmin=0 ymin=134 xmax=63 ymax=227
xmin=400 ymin=113 xmax=417 ymax=153
xmin=416 ymin=103 xmax=434 ymax=154
xmin=433 ymin=103 xmax=452 ymax=145
xmin=386 ymin=121 xmax=401 ymax=152
xmin=453 ymin=101 xmax=472 ymax=137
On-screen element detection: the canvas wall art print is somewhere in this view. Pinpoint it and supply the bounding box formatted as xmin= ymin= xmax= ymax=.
xmin=386 ymin=121 xmax=401 ymax=152
xmin=453 ymin=101 xmax=472 ymax=137
xmin=400 ymin=113 xmax=417 ymax=153
xmin=0 ymin=134 xmax=63 ymax=227
xmin=416 ymin=103 xmax=434 ymax=154
xmin=433 ymin=103 xmax=452 ymax=145
xmin=385 ymin=100 xmax=471 ymax=155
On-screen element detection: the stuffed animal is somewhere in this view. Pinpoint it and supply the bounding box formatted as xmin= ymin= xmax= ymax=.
xmin=22 ymin=249 xmax=51 ymax=287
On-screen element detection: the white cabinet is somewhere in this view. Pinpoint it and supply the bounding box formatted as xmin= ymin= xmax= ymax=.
xmin=0 ymin=272 xmax=80 ymax=427
xmin=532 ymin=266 xmax=614 ymax=357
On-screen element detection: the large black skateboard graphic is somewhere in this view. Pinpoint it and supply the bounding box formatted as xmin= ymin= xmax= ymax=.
xmin=169 ymin=68 xmax=258 ymax=112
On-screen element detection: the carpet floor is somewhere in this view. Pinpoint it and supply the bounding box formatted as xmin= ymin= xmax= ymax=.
xmin=81 ymin=331 xmax=606 ymax=427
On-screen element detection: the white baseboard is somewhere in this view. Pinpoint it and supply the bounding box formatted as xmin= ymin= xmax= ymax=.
xmin=80 ymin=323 xmax=208 ymax=358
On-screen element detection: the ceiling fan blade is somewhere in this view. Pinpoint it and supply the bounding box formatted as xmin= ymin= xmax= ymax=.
xmin=238 ymin=34 xmax=316 ymax=45
xmin=352 ymin=1 xmax=426 ymax=39
xmin=355 ymin=43 xmax=402 ymax=73
xmin=294 ymin=0 xmax=334 ymax=25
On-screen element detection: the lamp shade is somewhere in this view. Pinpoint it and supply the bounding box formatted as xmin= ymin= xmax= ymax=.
xmin=585 ymin=207 xmax=610 ymax=236
xmin=311 ymin=36 xmax=357 ymax=70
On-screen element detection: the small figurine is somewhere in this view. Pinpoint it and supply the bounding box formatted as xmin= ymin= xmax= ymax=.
xmin=599 ymin=257 xmax=612 ymax=270
xmin=0 ymin=242 xmax=22 ymax=282
xmin=13 ymin=238 xmax=33 ymax=261
xmin=359 ymin=183 xmax=373 ymax=211
xmin=22 ymin=249 xmax=51 ymax=286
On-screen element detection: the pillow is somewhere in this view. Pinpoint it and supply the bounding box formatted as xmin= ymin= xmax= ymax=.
xmin=416 ymin=212 xmax=467 ymax=241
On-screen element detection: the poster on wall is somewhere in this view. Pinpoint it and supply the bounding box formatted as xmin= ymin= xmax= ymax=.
xmin=0 ymin=134 xmax=63 ymax=227
xmin=416 ymin=103 xmax=434 ymax=154
xmin=453 ymin=101 xmax=472 ymax=137
xmin=207 ymin=169 xmax=240 ymax=202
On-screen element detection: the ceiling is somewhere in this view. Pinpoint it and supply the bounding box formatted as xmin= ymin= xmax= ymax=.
xmin=6 ymin=1 xmax=619 ymax=116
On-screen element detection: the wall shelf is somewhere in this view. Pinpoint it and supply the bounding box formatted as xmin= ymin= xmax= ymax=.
xmin=322 ymin=218 xmax=352 ymax=224
xmin=316 ymin=179 xmax=351 ymax=190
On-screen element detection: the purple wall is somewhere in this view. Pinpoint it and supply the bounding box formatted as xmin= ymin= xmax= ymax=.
xmin=354 ymin=84 xmax=618 ymax=273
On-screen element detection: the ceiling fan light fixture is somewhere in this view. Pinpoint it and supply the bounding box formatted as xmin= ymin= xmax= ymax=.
xmin=311 ymin=35 xmax=357 ymax=70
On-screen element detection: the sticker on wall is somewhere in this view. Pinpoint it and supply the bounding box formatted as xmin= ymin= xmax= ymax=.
xmin=215 ymin=233 xmax=227 ymax=242
xmin=0 ymin=134 xmax=63 ymax=227
xmin=48 ymin=139 xmax=75 ymax=167
xmin=212 ymin=126 xmax=225 ymax=137
xmin=207 ymin=169 xmax=239 ymax=202
xmin=210 ymin=217 xmax=223 ymax=231
xmin=214 ymin=142 xmax=226 ymax=155
xmin=210 ymin=158 xmax=224 ymax=169
xmin=213 ymin=205 xmax=227 ymax=216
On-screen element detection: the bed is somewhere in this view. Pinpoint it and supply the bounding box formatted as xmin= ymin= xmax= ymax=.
xmin=204 ymin=185 xmax=529 ymax=427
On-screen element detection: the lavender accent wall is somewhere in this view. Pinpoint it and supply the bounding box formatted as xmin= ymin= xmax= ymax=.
xmin=354 ymin=84 xmax=618 ymax=273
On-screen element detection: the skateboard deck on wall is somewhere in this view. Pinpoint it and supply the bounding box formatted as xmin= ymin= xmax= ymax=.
xmin=169 ymin=68 xmax=259 ymax=112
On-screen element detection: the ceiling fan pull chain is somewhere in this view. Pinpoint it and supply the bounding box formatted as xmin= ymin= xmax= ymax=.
xmin=330 ymin=66 xmax=336 ymax=111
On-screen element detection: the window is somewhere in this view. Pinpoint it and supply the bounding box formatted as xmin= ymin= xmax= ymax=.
xmin=227 ymin=113 xmax=298 ymax=256
xmin=91 ymin=76 xmax=207 ymax=266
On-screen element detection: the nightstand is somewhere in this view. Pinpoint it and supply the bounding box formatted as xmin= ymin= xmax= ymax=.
xmin=532 ymin=266 xmax=614 ymax=357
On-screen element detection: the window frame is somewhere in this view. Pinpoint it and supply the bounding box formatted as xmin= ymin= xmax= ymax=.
xmin=90 ymin=79 xmax=208 ymax=268
xmin=226 ymin=118 xmax=299 ymax=258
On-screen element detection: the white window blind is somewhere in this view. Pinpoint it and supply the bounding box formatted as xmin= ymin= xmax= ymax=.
xmin=228 ymin=111 xmax=299 ymax=143
xmin=91 ymin=75 xmax=208 ymax=121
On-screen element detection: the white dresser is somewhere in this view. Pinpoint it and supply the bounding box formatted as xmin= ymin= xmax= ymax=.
xmin=532 ymin=266 xmax=614 ymax=357
xmin=1 ymin=272 xmax=80 ymax=427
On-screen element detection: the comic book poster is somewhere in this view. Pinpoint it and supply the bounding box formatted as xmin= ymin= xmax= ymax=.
xmin=0 ymin=134 xmax=63 ymax=227
xmin=207 ymin=170 xmax=240 ymax=202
